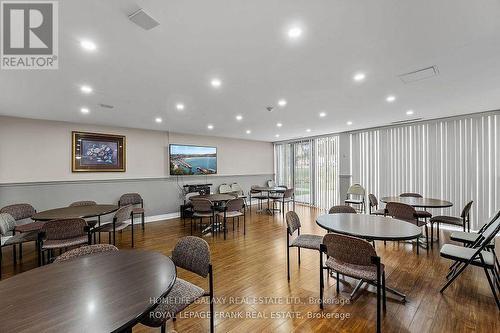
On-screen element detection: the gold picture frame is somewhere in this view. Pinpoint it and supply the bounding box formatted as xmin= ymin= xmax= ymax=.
xmin=72 ymin=131 xmax=126 ymax=172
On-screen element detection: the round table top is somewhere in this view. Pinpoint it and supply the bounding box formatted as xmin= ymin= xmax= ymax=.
xmin=316 ymin=213 xmax=423 ymax=241
xmin=32 ymin=204 xmax=119 ymax=221
xmin=0 ymin=250 xmax=176 ymax=333
xmin=251 ymin=186 xmax=286 ymax=192
xmin=191 ymin=193 xmax=237 ymax=202
xmin=380 ymin=196 xmax=453 ymax=208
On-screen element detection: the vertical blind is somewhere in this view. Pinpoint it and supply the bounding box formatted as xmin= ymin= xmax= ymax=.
xmin=350 ymin=112 xmax=500 ymax=230
xmin=274 ymin=135 xmax=339 ymax=209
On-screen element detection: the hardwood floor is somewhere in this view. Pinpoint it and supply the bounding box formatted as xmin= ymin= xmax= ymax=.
xmin=1 ymin=205 xmax=498 ymax=332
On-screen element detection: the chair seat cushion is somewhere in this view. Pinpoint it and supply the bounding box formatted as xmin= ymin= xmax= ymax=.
xmin=193 ymin=212 xmax=213 ymax=218
xmin=42 ymin=235 xmax=88 ymax=249
xmin=217 ymin=211 xmax=243 ymax=218
xmin=94 ymin=222 xmax=129 ymax=232
xmin=141 ymin=278 xmax=205 ymax=327
xmin=345 ymin=199 xmax=363 ymax=205
xmin=440 ymin=244 xmax=495 ymax=267
xmin=371 ymin=209 xmax=386 ymax=216
xmin=415 ymin=210 xmax=432 ymax=219
xmin=290 ymin=234 xmax=322 ymax=250
xmin=325 ymin=257 xmax=383 ymax=281
xmin=132 ymin=207 xmax=145 ymax=214
xmin=430 ymin=215 xmax=462 ymax=226
xmin=449 ymin=231 xmax=479 ymax=243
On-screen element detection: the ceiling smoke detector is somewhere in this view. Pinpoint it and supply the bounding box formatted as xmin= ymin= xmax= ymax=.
xmin=129 ymin=9 xmax=160 ymax=30
xmin=266 ymin=106 xmax=275 ymax=112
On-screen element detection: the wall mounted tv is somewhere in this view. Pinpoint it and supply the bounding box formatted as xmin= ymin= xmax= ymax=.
xmin=169 ymin=144 xmax=217 ymax=175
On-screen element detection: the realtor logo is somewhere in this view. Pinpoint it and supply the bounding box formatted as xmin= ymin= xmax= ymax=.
xmin=1 ymin=1 xmax=58 ymax=69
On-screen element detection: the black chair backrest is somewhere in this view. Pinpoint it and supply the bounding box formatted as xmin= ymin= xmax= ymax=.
xmin=460 ymin=201 xmax=473 ymax=218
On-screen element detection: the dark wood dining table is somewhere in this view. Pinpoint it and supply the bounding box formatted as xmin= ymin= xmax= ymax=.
xmin=316 ymin=213 xmax=423 ymax=302
xmin=190 ymin=193 xmax=236 ymax=202
xmin=0 ymin=250 xmax=176 ymax=333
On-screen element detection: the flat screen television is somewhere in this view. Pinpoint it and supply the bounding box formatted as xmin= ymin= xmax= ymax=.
xmin=169 ymin=144 xmax=217 ymax=175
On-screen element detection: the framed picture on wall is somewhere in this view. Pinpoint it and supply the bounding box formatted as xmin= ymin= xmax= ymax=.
xmin=72 ymin=131 xmax=126 ymax=172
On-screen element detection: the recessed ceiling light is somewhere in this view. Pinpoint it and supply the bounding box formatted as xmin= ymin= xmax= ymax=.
xmin=319 ymin=112 xmax=327 ymax=118
xmin=246 ymin=130 xmax=251 ymax=134
xmin=353 ymin=73 xmax=366 ymax=82
xmin=176 ymin=103 xmax=185 ymax=111
xmin=275 ymin=134 xmax=280 ymax=138
xmin=80 ymin=40 xmax=97 ymax=51
xmin=80 ymin=85 xmax=93 ymax=94
xmin=155 ymin=117 xmax=162 ymax=123
xmin=80 ymin=107 xmax=89 ymax=114
xmin=278 ymin=99 xmax=287 ymax=107
xmin=288 ymin=27 xmax=303 ymax=39
xmin=306 ymin=129 xmax=311 ymax=132
xmin=386 ymin=95 xmax=396 ymax=103
xmin=406 ymin=110 xmax=414 ymax=115
xmin=210 ymin=78 xmax=221 ymax=88
xmin=207 ymin=124 xmax=214 ymax=130
xmin=236 ymin=115 xmax=243 ymax=121
xmin=276 ymin=122 xmax=283 ymax=127
xmin=347 ymin=121 xmax=353 ymax=125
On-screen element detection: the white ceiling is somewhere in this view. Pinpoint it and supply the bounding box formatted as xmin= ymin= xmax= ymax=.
xmin=2 ymin=0 xmax=500 ymax=142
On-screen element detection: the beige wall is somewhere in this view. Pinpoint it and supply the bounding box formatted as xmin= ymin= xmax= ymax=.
xmin=0 ymin=116 xmax=273 ymax=183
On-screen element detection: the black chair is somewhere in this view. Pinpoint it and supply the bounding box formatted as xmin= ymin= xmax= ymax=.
xmin=216 ymin=198 xmax=245 ymax=239
xmin=141 ymin=236 xmax=214 ymax=333
xmin=190 ymin=199 xmax=214 ymax=235
xmin=430 ymin=201 xmax=473 ymax=244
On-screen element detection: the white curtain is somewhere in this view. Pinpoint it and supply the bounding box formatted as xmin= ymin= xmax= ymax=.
xmin=274 ymin=135 xmax=339 ymax=209
xmin=350 ymin=112 xmax=500 ymax=230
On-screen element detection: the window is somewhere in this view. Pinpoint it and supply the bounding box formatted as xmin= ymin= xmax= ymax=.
xmin=350 ymin=112 xmax=499 ymax=229
xmin=274 ymin=135 xmax=339 ymax=209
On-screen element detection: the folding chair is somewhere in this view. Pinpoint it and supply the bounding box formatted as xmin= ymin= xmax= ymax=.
xmin=439 ymin=211 xmax=500 ymax=310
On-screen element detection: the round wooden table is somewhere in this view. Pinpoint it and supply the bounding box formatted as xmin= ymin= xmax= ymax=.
xmin=316 ymin=213 xmax=422 ymax=302
xmin=380 ymin=196 xmax=453 ymax=208
xmin=32 ymin=204 xmax=119 ymax=221
xmin=0 ymin=250 xmax=176 ymax=333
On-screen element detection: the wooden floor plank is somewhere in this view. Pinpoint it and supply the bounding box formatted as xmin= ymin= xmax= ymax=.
xmin=1 ymin=205 xmax=498 ymax=332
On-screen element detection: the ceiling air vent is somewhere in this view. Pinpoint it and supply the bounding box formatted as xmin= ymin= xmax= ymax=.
xmin=128 ymin=9 xmax=160 ymax=30
xmin=391 ymin=118 xmax=423 ymax=125
xmin=398 ymin=66 xmax=439 ymax=84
